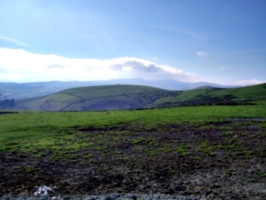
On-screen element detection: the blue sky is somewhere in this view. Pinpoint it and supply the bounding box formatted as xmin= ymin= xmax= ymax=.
xmin=0 ymin=0 xmax=265 ymax=85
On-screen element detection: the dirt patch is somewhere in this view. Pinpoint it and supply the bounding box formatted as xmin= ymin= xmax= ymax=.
xmin=1 ymin=119 xmax=266 ymax=199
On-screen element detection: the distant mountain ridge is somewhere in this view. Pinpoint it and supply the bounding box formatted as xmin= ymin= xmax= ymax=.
xmin=0 ymin=79 xmax=234 ymax=100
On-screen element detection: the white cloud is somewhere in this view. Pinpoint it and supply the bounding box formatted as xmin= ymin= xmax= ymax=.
xmin=196 ymin=51 xmax=208 ymax=57
xmin=0 ymin=36 xmax=28 ymax=47
xmin=236 ymin=79 xmax=266 ymax=86
xmin=121 ymin=66 xmax=132 ymax=71
xmin=0 ymin=48 xmax=201 ymax=83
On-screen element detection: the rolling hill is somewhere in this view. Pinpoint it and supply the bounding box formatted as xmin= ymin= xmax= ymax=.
xmin=153 ymin=83 xmax=266 ymax=108
xmin=1 ymin=83 xmax=266 ymax=111
xmin=13 ymin=85 xmax=179 ymax=111
xmin=0 ymin=79 xmax=230 ymax=101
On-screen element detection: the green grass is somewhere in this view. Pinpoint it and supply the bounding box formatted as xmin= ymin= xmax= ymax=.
xmin=1 ymin=101 xmax=266 ymax=197
xmin=1 ymin=104 xmax=265 ymax=153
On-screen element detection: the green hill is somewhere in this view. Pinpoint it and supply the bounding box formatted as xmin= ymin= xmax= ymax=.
xmin=152 ymin=83 xmax=266 ymax=107
xmin=14 ymin=85 xmax=179 ymax=111
xmin=2 ymin=83 xmax=266 ymax=111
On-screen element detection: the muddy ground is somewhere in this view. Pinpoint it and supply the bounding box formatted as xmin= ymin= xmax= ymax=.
xmin=1 ymin=118 xmax=266 ymax=199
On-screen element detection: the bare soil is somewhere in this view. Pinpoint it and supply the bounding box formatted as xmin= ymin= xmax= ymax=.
xmin=1 ymin=119 xmax=266 ymax=199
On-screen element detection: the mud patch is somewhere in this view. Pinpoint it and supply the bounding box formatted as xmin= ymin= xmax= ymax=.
xmin=1 ymin=119 xmax=266 ymax=199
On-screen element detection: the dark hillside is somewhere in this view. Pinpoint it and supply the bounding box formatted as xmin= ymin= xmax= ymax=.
xmin=15 ymin=85 xmax=179 ymax=111
xmin=0 ymin=79 xmax=230 ymax=101
xmin=4 ymin=83 xmax=266 ymax=111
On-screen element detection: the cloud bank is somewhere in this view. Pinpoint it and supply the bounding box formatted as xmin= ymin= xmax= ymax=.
xmin=0 ymin=48 xmax=200 ymax=83
xmin=236 ymin=79 xmax=266 ymax=86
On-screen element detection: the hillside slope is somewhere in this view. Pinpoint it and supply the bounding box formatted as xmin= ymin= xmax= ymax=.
xmin=2 ymin=83 xmax=266 ymax=111
xmin=0 ymin=79 xmax=230 ymax=101
xmin=152 ymin=83 xmax=266 ymax=107
xmin=14 ymin=85 xmax=179 ymax=111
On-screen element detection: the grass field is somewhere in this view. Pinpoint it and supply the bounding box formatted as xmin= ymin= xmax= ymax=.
xmin=1 ymin=104 xmax=265 ymax=152
xmin=1 ymin=103 xmax=266 ymax=197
